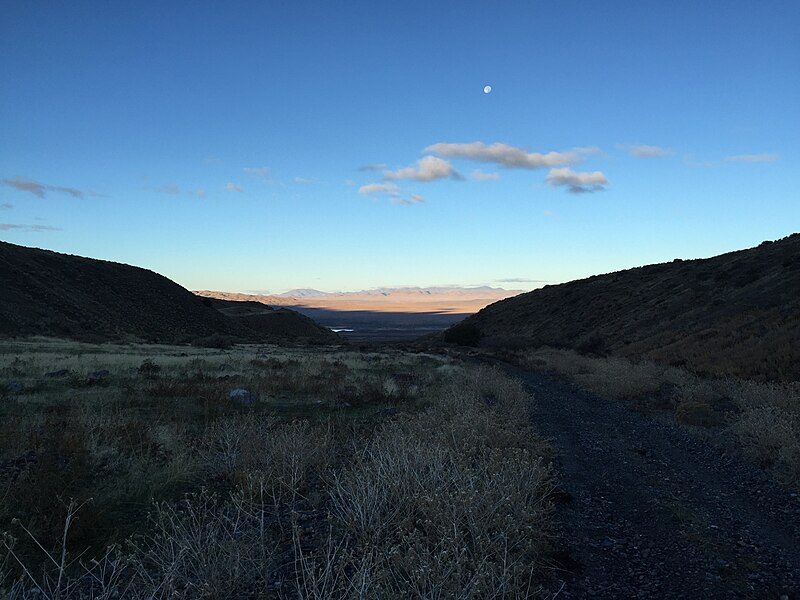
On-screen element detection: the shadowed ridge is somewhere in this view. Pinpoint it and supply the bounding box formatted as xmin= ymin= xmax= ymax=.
xmin=0 ymin=241 xmax=338 ymax=344
xmin=447 ymin=233 xmax=800 ymax=382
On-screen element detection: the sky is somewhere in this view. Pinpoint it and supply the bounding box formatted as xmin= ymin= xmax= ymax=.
xmin=1 ymin=1 xmax=798 ymax=293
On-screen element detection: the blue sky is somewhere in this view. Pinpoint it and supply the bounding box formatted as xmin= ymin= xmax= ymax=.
xmin=1 ymin=1 xmax=798 ymax=293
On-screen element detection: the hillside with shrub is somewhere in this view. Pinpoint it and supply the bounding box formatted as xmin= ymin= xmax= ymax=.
xmin=447 ymin=234 xmax=800 ymax=382
xmin=0 ymin=241 xmax=337 ymax=344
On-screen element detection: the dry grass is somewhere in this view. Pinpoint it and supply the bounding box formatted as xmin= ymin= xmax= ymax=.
xmin=519 ymin=346 xmax=800 ymax=487
xmin=1 ymin=339 xmax=552 ymax=598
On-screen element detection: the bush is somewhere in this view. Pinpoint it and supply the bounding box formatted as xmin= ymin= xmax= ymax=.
xmin=675 ymin=401 xmax=716 ymax=426
xmin=192 ymin=334 xmax=235 ymax=349
xmin=443 ymin=322 xmax=482 ymax=347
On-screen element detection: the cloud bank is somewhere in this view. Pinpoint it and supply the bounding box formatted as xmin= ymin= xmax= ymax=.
xmin=546 ymin=168 xmax=608 ymax=193
xmin=424 ymin=142 xmax=596 ymax=169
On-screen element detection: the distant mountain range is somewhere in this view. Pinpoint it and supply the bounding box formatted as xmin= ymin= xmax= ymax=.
xmin=447 ymin=234 xmax=800 ymax=382
xmin=195 ymin=286 xmax=524 ymax=315
xmin=0 ymin=242 xmax=337 ymax=344
xmin=273 ymin=286 xmax=519 ymax=298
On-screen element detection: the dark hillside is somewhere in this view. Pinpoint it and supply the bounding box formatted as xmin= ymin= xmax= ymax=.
xmin=452 ymin=234 xmax=800 ymax=382
xmin=0 ymin=241 xmax=337 ymax=343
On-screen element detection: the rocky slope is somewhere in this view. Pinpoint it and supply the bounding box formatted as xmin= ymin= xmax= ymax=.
xmin=0 ymin=241 xmax=337 ymax=344
xmin=451 ymin=234 xmax=800 ymax=382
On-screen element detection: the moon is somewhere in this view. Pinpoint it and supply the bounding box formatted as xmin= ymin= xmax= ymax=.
xmin=483 ymin=85 xmax=492 ymax=94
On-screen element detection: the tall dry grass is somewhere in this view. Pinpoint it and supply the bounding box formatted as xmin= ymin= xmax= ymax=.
xmin=520 ymin=347 xmax=800 ymax=487
xmin=1 ymin=342 xmax=552 ymax=598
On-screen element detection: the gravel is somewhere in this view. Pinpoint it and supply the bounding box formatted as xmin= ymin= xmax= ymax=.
xmin=502 ymin=364 xmax=799 ymax=599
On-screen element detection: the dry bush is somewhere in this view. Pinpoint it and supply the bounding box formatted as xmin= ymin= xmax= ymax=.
xmin=522 ymin=346 xmax=800 ymax=488
xmin=675 ymin=401 xmax=717 ymax=427
xmin=734 ymin=406 xmax=800 ymax=485
xmin=125 ymin=489 xmax=278 ymax=599
xmin=199 ymin=414 xmax=331 ymax=504
xmin=2 ymin=341 xmax=549 ymax=597
xmin=321 ymin=367 xmax=551 ymax=599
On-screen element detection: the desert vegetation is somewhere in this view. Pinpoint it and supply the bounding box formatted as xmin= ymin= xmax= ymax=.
xmin=0 ymin=338 xmax=552 ymax=599
xmin=456 ymin=233 xmax=800 ymax=383
xmin=515 ymin=347 xmax=800 ymax=487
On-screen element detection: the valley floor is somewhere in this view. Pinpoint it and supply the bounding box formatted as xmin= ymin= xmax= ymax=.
xmin=506 ymin=364 xmax=800 ymax=599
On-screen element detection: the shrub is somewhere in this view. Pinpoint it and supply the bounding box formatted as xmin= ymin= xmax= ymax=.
xmin=137 ymin=358 xmax=161 ymax=378
xmin=675 ymin=401 xmax=716 ymax=426
xmin=443 ymin=322 xmax=482 ymax=347
xmin=192 ymin=334 xmax=235 ymax=349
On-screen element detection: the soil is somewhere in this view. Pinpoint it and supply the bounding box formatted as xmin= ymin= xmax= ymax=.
xmin=501 ymin=362 xmax=799 ymax=599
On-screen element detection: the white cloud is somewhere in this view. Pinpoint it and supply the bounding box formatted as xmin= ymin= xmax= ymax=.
xmin=725 ymin=153 xmax=778 ymax=162
xmin=243 ymin=167 xmax=271 ymax=179
xmin=359 ymin=163 xmax=388 ymax=172
xmin=154 ymin=184 xmax=180 ymax=194
xmin=0 ymin=223 xmax=61 ymax=232
xmin=195 ymin=190 xmax=207 ymax=199
xmin=2 ymin=177 xmax=85 ymax=198
xmin=383 ymin=156 xmax=460 ymax=182
xmin=358 ymin=183 xmax=399 ymax=195
xmin=225 ymin=182 xmax=243 ymax=193
xmin=294 ymin=177 xmax=318 ymax=184
xmin=545 ymin=168 xmax=608 ymax=194
xmin=357 ymin=183 xmax=423 ymax=205
xmin=626 ymin=144 xmax=672 ymax=158
xmin=470 ymin=169 xmax=499 ymax=181
xmin=424 ymin=142 xmax=595 ymax=169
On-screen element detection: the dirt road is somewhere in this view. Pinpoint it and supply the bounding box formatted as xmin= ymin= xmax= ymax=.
xmin=507 ymin=365 xmax=799 ymax=599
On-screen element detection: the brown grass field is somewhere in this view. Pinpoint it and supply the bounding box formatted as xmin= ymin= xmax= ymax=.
xmin=0 ymin=338 xmax=551 ymax=599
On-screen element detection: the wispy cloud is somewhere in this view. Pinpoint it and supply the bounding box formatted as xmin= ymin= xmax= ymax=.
xmin=391 ymin=194 xmax=425 ymax=205
xmin=0 ymin=203 xmax=12 ymax=210
xmin=725 ymin=153 xmax=778 ymax=163
xmin=195 ymin=190 xmax=207 ymax=199
xmin=546 ymin=168 xmax=608 ymax=194
xmin=424 ymin=142 xmax=597 ymax=169
xmin=225 ymin=182 xmax=243 ymax=193
xmin=623 ymin=144 xmax=672 ymax=158
xmin=357 ymin=183 xmax=423 ymax=206
xmin=384 ymin=156 xmax=461 ymax=182
xmin=470 ymin=169 xmax=500 ymax=181
xmin=358 ymin=163 xmax=388 ymax=172
xmin=2 ymin=177 xmax=86 ymax=199
xmin=494 ymin=277 xmax=549 ymax=283
xmin=358 ymin=183 xmax=399 ymax=195
xmin=294 ymin=177 xmax=319 ymax=184
xmin=243 ymin=167 xmax=271 ymax=179
xmin=0 ymin=223 xmax=61 ymax=232
xmin=154 ymin=184 xmax=180 ymax=194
